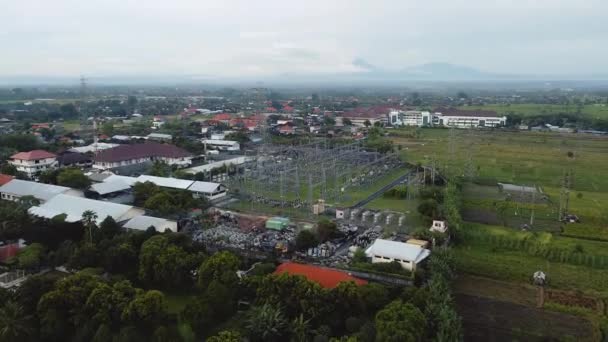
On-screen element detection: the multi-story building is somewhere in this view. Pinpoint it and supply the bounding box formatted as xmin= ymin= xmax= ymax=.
xmin=93 ymin=142 xmax=193 ymax=170
xmin=433 ymin=108 xmax=506 ymax=128
xmin=388 ymin=108 xmax=506 ymax=128
xmin=389 ymin=110 xmax=432 ymax=126
xmin=9 ymin=150 xmax=58 ymax=178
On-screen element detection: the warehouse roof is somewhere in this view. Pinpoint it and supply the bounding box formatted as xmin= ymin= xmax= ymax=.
xmin=123 ymin=215 xmax=177 ymax=232
xmin=365 ymin=239 xmax=430 ymax=264
xmin=28 ymin=194 xmax=143 ymax=224
xmin=434 ymin=107 xmax=503 ymax=118
xmin=187 ymin=181 xmax=223 ymax=193
xmin=90 ymin=180 xmax=132 ymax=195
xmin=274 ymin=262 xmax=367 ymax=288
xmin=0 ymin=179 xmax=75 ymax=201
xmin=136 ymin=175 xmax=194 ymax=190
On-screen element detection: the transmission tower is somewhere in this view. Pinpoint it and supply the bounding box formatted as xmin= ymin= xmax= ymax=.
xmin=558 ymin=169 xmax=573 ymax=220
xmin=78 ymin=76 xmax=94 ymax=140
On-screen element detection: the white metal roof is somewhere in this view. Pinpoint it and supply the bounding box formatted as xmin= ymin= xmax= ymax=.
xmin=202 ymin=139 xmax=239 ymax=146
xmin=187 ymin=181 xmax=222 ymax=194
xmin=104 ymin=175 xmax=139 ymax=186
xmin=69 ymin=142 xmax=119 ymax=153
xmin=185 ymin=156 xmax=251 ymax=174
xmin=123 ymin=215 xmax=177 ymax=232
xmin=147 ymin=133 xmax=172 ymax=139
xmin=90 ymin=180 xmax=131 ymax=195
xmin=136 ymin=175 xmax=194 ymax=190
xmin=365 ymin=239 xmax=431 ymax=264
xmin=0 ymin=179 xmax=73 ymax=201
xmin=28 ymin=194 xmax=143 ymax=224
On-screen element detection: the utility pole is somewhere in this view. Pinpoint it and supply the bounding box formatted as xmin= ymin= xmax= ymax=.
xmin=530 ymin=184 xmax=536 ymax=226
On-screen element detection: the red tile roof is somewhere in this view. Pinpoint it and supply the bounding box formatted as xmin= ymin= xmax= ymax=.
xmin=213 ymin=113 xmax=232 ymax=121
xmin=274 ymin=262 xmax=367 ymax=288
xmin=94 ymin=142 xmax=192 ymax=163
xmin=10 ymin=150 xmax=56 ymax=161
xmin=0 ymin=174 xmax=14 ymax=186
xmin=342 ymin=105 xmax=394 ymax=119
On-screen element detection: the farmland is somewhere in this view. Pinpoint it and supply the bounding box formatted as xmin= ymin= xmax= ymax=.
xmin=459 ymin=103 xmax=608 ymax=119
xmin=392 ymin=127 xmax=608 ymax=338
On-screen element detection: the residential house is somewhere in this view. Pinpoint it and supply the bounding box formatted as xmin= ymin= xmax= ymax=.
xmin=9 ymin=150 xmax=58 ymax=178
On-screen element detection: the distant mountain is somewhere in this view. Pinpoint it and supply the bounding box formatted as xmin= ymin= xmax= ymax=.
xmin=399 ymin=63 xmax=496 ymax=80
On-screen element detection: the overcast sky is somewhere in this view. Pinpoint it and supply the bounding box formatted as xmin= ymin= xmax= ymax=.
xmin=2 ymin=0 xmax=607 ymax=78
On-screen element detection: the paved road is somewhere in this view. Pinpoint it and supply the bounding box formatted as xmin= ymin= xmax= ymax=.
xmin=350 ymin=169 xmax=415 ymax=209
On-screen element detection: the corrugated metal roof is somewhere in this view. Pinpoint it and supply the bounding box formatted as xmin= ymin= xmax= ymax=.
xmin=0 ymin=179 xmax=72 ymax=201
xmin=28 ymin=194 xmax=142 ymax=224
xmin=90 ymin=180 xmax=131 ymax=195
xmin=365 ymin=239 xmax=431 ymax=263
xmin=123 ymin=216 xmax=177 ymax=232
xmin=187 ymin=181 xmax=222 ymax=193
xmin=136 ymin=175 xmax=194 ymax=190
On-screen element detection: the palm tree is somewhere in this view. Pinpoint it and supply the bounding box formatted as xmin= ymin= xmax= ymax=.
xmin=246 ymin=304 xmax=287 ymax=342
xmin=81 ymin=210 xmax=98 ymax=244
xmin=290 ymin=314 xmax=311 ymax=342
xmin=0 ymin=301 xmax=31 ymax=340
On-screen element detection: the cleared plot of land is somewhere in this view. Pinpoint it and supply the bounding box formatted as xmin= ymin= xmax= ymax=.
xmin=456 ymin=294 xmax=596 ymax=342
xmin=460 ymin=103 xmax=608 ymax=119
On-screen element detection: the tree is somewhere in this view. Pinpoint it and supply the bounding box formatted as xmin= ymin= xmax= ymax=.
xmin=121 ymin=290 xmax=169 ymax=331
xmin=139 ymin=235 xmax=199 ymax=289
xmin=375 ymin=300 xmax=426 ymax=342
xmin=144 ymin=192 xmax=178 ymax=216
xmin=295 ymin=230 xmax=318 ymax=250
xmin=417 ymin=199 xmax=440 ymax=219
xmin=103 ymin=242 xmax=137 ymax=275
xmin=197 ymin=251 xmax=240 ymax=291
xmin=57 ymin=168 xmax=91 ymax=189
xmin=16 ymin=243 xmax=46 ymax=270
xmin=81 ymin=210 xmax=98 ymax=244
xmin=99 ymin=216 xmax=122 ymax=240
xmin=0 ymin=301 xmax=31 ymax=341
xmin=290 ymin=314 xmax=311 ymax=342
xmin=246 ymin=304 xmax=287 ymax=342
xmin=363 ymin=120 xmax=371 ymax=128
xmin=207 ymin=330 xmax=242 ymax=342
xmin=342 ymin=118 xmax=353 ymax=126
xmin=316 ymin=219 xmax=338 ymax=242
xmin=0 ymin=163 xmax=18 ymax=176
xmin=133 ymin=181 xmax=161 ymax=206
xmin=101 ymin=122 xmax=115 ymax=136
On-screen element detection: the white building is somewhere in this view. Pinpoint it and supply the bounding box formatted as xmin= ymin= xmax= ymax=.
xmin=9 ymin=150 xmax=58 ymax=178
xmin=389 ymin=110 xmax=432 ymax=127
xmin=0 ymin=179 xmax=83 ymax=202
xmin=202 ymin=139 xmax=240 ymax=152
xmin=433 ymin=108 xmax=506 ymax=128
xmin=188 ymin=181 xmax=227 ymax=200
xmin=365 ymin=239 xmax=431 ymax=271
xmin=430 ymin=220 xmax=448 ymax=234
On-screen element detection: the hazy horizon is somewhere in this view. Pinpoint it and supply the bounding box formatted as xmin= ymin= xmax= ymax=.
xmin=2 ymin=0 xmax=607 ymax=81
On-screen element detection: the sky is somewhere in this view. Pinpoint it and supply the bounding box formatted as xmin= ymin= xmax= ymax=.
xmin=1 ymin=0 xmax=607 ymax=79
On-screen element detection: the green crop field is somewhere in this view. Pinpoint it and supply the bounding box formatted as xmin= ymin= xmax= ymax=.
xmin=459 ymin=103 xmax=608 ymax=119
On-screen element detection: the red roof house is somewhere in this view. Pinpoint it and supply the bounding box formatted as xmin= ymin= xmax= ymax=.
xmin=274 ymin=262 xmax=367 ymax=288
xmin=10 ymin=150 xmax=56 ymax=161
xmin=278 ymin=124 xmax=295 ymax=135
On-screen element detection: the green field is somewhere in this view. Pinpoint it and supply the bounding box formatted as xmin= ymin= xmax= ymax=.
xmin=459 ymin=103 xmax=608 ymax=119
